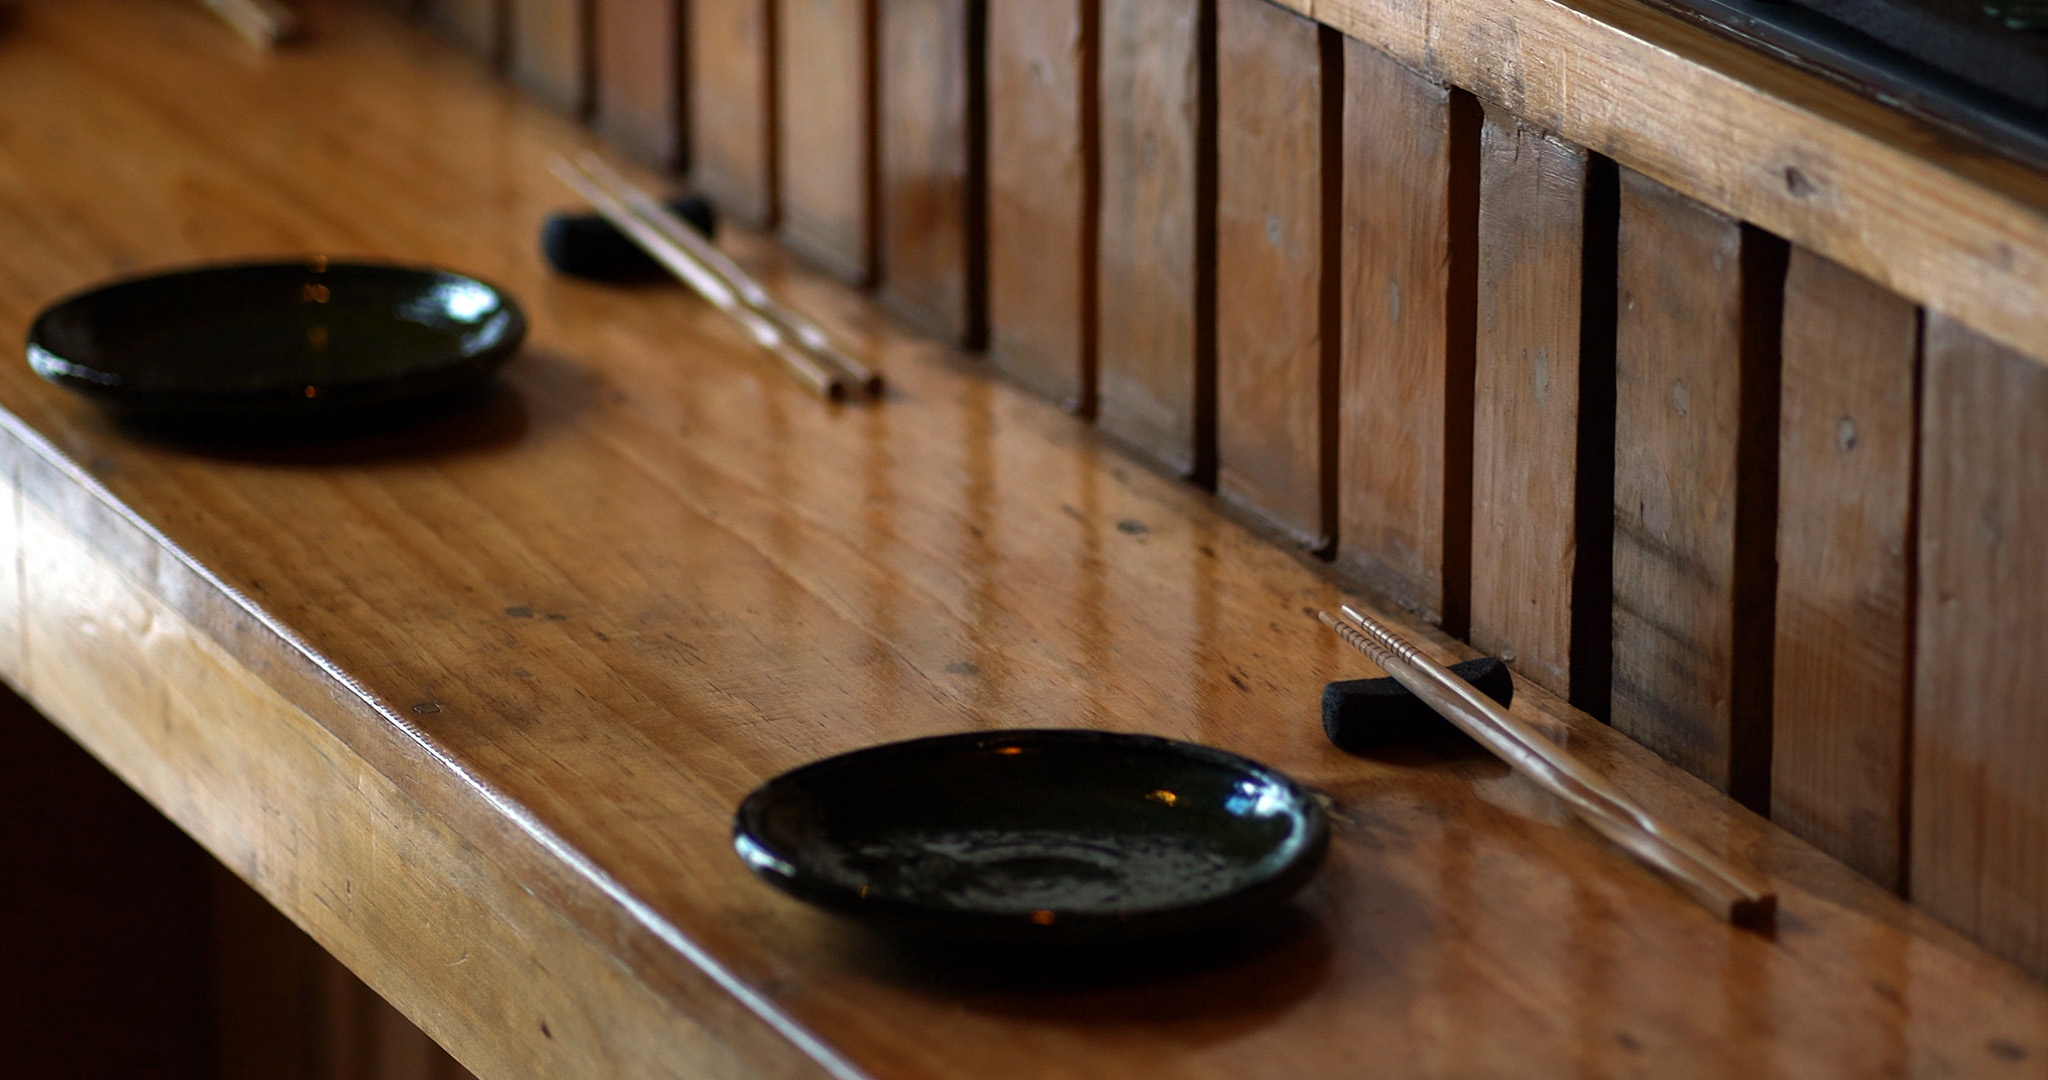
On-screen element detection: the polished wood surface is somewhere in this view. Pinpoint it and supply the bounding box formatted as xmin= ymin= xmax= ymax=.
xmin=1771 ymin=249 xmax=1917 ymax=891
xmin=1333 ymin=41 xmax=1474 ymax=628
xmin=1469 ymin=105 xmax=1611 ymax=705
xmin=1214 ymin=0 xmax=1333 ymax=550
xmin=1094 ymin=0 xmax=1210 ymax=480
xmin=6 ymin=2 xmax=2048 ymax=1077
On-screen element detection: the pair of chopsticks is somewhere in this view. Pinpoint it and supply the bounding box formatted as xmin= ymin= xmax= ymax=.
xmin=1317 ymin=605 xmax=1777 ymax=928
xmin=549 ymin=153 xmax=881 ymax=402
xmin=201 ymin=0 xmax=300 ymax=46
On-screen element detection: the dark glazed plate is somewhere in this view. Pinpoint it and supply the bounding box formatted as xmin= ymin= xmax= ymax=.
xmin=733 ymin=730 xmax=1329 ymax=944
xmin=27 ymin=260 xmax=524 ymax=422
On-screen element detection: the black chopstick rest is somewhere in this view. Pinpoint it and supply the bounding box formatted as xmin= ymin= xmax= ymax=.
xmin=1322 ymin=658 xmax=1514 ymax=753
xmin=541 ymin=195 xmax=718 ymax=281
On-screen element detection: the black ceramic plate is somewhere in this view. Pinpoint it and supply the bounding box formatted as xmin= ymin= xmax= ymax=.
xmin=26 ymin=260 xmax=525 ymax=420
xmin=733 ymin=730 xmax=1329 ymax=944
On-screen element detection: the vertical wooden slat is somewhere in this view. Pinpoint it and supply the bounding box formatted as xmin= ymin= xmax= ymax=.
xmin=1214 ymin=0 xmax=1334 ymax=549
xmin=1095 ymin=0 xmax=1211 ymax=480
xmin=777 ymin=0 xmax=876 ymax=282
xmin=1469 ymin=104 xmax=1614 ymax=705
xmin=690 ymin=0 xmax=776 ymax=226
xmin=594 ymin=0 xmax=684 ymax=167
xmin=1611 ymin=168 xmax=1784 ymax=806
xmin=425 ymin=0 xmax=504 ymax=65
xmin=1913 ymin=315 xmax=2048 ymax=978
xmin=508 ymin=0 xmax=588 ymax=115
xmin=1771 ymin=248 xmax=1918 ymax=891
xmin=877 ymin=0 xmax=984 ymax=344
xmin=1335 ymin=40 xmax=1477 ymax=627
xmin=986 ymin=0 xmax=1097 ymax=409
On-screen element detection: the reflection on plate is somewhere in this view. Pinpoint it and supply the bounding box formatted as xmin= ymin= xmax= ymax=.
xmin=27 ymin=259 xmax=524 ymax=425
xmin=733 ymin=730 xmax=1329 ymax=944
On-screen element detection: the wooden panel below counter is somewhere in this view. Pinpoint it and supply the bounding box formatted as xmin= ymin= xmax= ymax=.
xmin=3 ymin=2 xmax=2048 ymax=1076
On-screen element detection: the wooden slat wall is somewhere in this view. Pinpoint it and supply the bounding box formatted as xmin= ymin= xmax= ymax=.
xmin=1213 ymin=0 xmax=1336 ymax=550
xmin=593 ymin=0 xmax=683 ymax=167
xmin=1611 ymin=168 xmax=1783 ymax=809
xmin=690 ymin=0 xmax=776 ymax=226
xmin=1094 ymin=0 xmax=1212 ymax=480
xmin=1333 ymin=41 xmax=1476 ymax=628
xmin=0 ymin=683 xmax=478 ymax=1079
xmin=1771 ymin=249 xmax=1918 ymax=890
xmin=986 ymin=0 xmax=1098 ymax=410
xmin=1468 ymin=104 xmax=1614 ymax=707
xmin=777 ymin=0 xmax=875 ymax=282
xmin=1913 ymin=315 xmax=2048 ymax=978
xmin=876 ymin=0 xmax=984 ymax=344
xmin=508 ymin=0 xmax=587 ymax=115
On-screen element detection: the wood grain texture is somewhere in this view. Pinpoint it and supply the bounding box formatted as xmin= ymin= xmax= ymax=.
xmin=776 ymin=0 xmax=875 ymax=283
xmin=986 ymin=0 xmax=1096 ymax=409
xmin=5 ymin=4 xmax=2048 ymax=1077
xmin=689 ymin=0 xmax=776 ymax=226
xmin=1771 ymin=249 xmax=1918 ymax=892
xmin=1469 ymin=104 xmax=1611 ymax=704
xmin=1094 ymin=0 xmax=1211 ymax=479
xmin=593 ymin=0 xmax=683 ymax=167
xmin=1289 ymin=0 xmax=2048 ymax=375
xmin=508 ymin=0 xmax=587 ymax=116
xmin=1913 ymin=314 xmax=2048 ymax=978
xmin=1611 ymin=168 xmax=1783 ymax=807
xmin=424 ymin=0 xmax=502 ymax=63
xmin=1334 ymin=40 xmax=1475 ymax=627
xmin=1214 ymin=0 xmax=1334 ymax=549
xmin=877 ymin=0 xmax=983 ymax=343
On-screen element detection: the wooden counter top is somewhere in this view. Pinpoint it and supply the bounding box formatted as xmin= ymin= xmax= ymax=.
xmin=2 ymin=2 xmax=2046 ymax=1077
